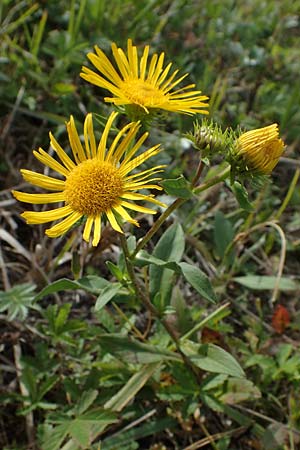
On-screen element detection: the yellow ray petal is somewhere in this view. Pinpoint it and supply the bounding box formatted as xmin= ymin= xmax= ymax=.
xmin=97 ymin=111 xmax=119 ymax=161
xmin=105 ymin=121 xmax=140 ymax=163
xmin=20 ymin=170 xmax=65 ymax=191
xmin=83 ymin=113 xmax=97 ymax=159
xmin=106 ymin=209 xmax=123 ymax=233
xmin=83 ymin=215 xmax=94 ymax=243
xmin=21 ymin=205 xmax=73 ymax=224
xmin=33 ymin=148 xmax=69 ymax=177
xmin=121 ymin=200 xmax=157 ymax=214
xmin=124 ymin=165 xmax=166 ymax=181
xmin=12 ymin=191 xmax=65 ymax=204
xmin=45 ymin=211 xmax=82 ymax=238
xmin=92 ymin=215 xmax=102 ymax=246
xmin=67 ymin=116 xmax=87 ymax=163
xmin=118 ymin=131 xmax=149 ymax=168
xmin=127 ymin=39 xmax=138 ymax=78
xmin=121 ymin=192 xmax=166 ymax=207
xmin=80 ymin=68 xmax=123 ymax=95
xmin=151 ymin=52 xmax=165 ymax=84
xmin=113 ymin=204 xmax=139 ymax=226
xmin=91 ymin=46 xmax=123 ymax=82
xmin=49 ymin=132 xmax=75 ymax=171
xmin=157 ymin=62 xmax=172 ymax=86
xmin=111 ymin=43 xmax=130 ymax=79
xmin=147 ymin=53 xmax=158 ymax=80
xmin=124 ymin=182 xmax=163 ymax=191
xmin=140 ymin=44 xmax=149 ymax=80
xmin=119 ymin=145 xmax=161 ymax=176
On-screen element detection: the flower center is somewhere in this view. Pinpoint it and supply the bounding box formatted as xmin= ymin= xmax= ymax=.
xmin=64 ymin=159 xmax=124 ymax=215
xmin=121 ymin=79 xmax=167 ymax=106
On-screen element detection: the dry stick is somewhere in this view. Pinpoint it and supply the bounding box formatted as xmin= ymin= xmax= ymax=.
xmin=183 ymin=426 xmax=247 ymax=450
xmin=120 ymin=233 xmax=202 ymax=384
xmin=13 ymin=344 xmax=35 ymax=448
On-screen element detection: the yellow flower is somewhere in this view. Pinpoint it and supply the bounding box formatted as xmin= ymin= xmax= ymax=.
xmin=12 ymin=112 xmax=166 ymax=246
xmin=236 ymin=123 xmax=284 ymax=174
xmin=80 ymin=38 xmax=209 ymax=117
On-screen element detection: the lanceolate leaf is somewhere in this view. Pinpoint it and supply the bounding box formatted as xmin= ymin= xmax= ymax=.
xmin=190 ymin=344 xmax=245 ymax=378
xmin=35 ymin=275 xmax=110 ymax=300
xmin=104 ymin=363 xmax=160 ymax=412
xmin=150 ymin=223 xmax=185 ymax=306
xmin=178 ymin=262 xmax=217 ymax=304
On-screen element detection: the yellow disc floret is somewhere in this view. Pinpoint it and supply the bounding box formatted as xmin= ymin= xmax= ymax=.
xmin=64 ymin=159 xmax=124 ymax=215
xmin=120 ymin=80 xmax=167 ymax=108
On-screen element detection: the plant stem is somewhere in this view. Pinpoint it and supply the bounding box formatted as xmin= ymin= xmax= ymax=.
xmin=193 ymin=165 xmax=231 ymax=194
xmin=120 ymin=233 xmax=202 ymax=383
xmin=132 ymin=165 xmax=231 ymax=257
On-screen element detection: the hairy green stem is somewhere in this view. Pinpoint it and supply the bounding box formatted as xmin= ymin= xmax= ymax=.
xmin=132 ymin=165 xmax=231 ymax=257
xmin=120 ymin=233 xmax=202 ymax=383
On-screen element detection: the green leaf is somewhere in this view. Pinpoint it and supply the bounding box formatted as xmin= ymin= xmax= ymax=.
xmin=41 ymin=423 xmax=70 ymax=450
xmin=35 ymin=275 xmax=110 ymax=300
xmin=106 ymin=261 xmax=124 ymax=281
xmin=38 ymin=376 xmax=60 ymax=402
xmin=55 ymin=303 xmax=71 ymax=333
xmin=99 ymin=333 xmax=180 ymax=363
xmin=101 ymin=417 xmax=177 ymax=450
xmin=213 ymin=211 xmax=234 ymax=258
xmin=162 ymin=175 xmax=193 ymax=199
xmin=94 ymin=283 xmax=122 ymax=311
xmin=75 ymin=389 xmax=98 ymax=415
xmin=135 ymin=250 xmax=178 ymax=271
xmin=104 ymin=363 xmax=159 ymax=412
xmin=233 ymin=275 xmax=299 ymax=291
xmin=178 ymin=262 xmax=217 ymax=303
xmin=190 ymin=344 xmax=245 ymax=378
xmin=0 ymin=283 xmax=37 ymax=321
xmin=220 ymin=378 xmax=261 ymax=403
xmin=231 ymin=181 xmax=254 ymax=211
xmin=52 ymin=82 xmax=76 ymax=94
xmin=68 ymin=420 xmax=90 ymax=447
xmin=150 ymin=223 xmax=185 ymax=306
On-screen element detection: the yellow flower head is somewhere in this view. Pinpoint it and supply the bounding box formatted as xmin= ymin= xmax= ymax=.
xmin=236 ymin=123 xmax=284 ymax=174
xmin=12 ymin=112 xmax=166 ymax=246
xmin=80 ymin=38 xmax=209 ymax=117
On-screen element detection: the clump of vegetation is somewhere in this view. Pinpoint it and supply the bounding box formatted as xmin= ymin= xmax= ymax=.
xmin=1 ymin=1 xmax=300 ymax=449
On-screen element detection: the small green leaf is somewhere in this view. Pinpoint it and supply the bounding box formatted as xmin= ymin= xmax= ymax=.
xmin=69 ymin=420 xmax=90 ymax=447
xmin=99 ymin=334 xmax=180 ymax=363
xmin=150 ymin=223 xmax=185 ymax=306
xmin=233 ymin=275 xmax=299 ymax=291
xmin=213 ymin=211 xmax=234 ymax=259
xmin=162 ymin=175 xmax=193 ymax=199
xmin=106 ymin=261 xmax=124 ymax=281
xmin=231 ymin=181 xmax=254 ymax=211
xmin=190 ymin=344 xmax=245 ymax=378
xmin=135 ymin=250 xmax=178 ymax=271
xmin=104 ymin=363 xmax=159 ymax=412
xmin=55 ymin=303 xmax=71 ymax=333
xmin=220 ymin=378 xmax=261 ymax=404
xmin=75 ymin=389 xmax=98 ymax=415
xmin=94 ymin=283 xmax=122 ymax=311
xmin=0 ymin=283 xmax=37 ymax=321
xmin=178 ymin=262 xmax=217 ymax=303
xmin=35 ymin=275 xmax=110 ymax=300
xmin=52 ymin=82 xmax=76 ymax=94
